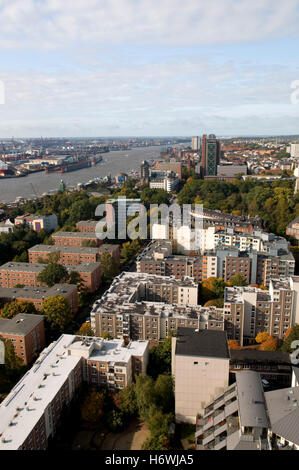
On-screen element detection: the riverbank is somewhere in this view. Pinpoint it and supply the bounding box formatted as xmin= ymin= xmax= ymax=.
xmin=0 ymin=146 xmax=163 ymax=203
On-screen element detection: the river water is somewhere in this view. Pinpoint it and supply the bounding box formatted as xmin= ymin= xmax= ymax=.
xmin=0 ymin=146 xmax=164 ymax=203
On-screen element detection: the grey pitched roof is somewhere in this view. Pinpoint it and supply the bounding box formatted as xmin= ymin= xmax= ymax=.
xmin=0 ymin=313 xmax=44 ymax=335
xmin=236 ymin=371 xmax=269 ymax=429
xmin=230 ymin=349 xmax=291 ymax=365
xmin=265 ymin=386 xmax=299 ymax=445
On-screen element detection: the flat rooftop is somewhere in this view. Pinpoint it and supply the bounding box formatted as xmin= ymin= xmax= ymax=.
xmin=0 ymin=335 xmax=81 ymax=450
xmin=68 ymin=336 xmax=148 ymax=363
xmin=0 ymin=333 xmax=149 ymax=450
xmin=175 ymin=327 xmax=230 ymax=359
xmin=90 ymin=272 xmax=209 ymax=320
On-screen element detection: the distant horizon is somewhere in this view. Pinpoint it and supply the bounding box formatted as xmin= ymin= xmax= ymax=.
xmin=1 ymin=134 xmax=299 ymax=141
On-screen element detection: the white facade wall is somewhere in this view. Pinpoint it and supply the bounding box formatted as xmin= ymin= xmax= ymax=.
xmin=206 ymin=256 xmax=217 ymax=278
xmin=177 ymin=286 xmax=198 ymax=306
xmin=173 ymin=353 xmax=230 ymax=423
xmin=151 ymin=223 xmax=169 ymax=240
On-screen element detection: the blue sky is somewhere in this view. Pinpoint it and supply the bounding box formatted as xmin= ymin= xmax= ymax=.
xmin=0 ymin=0 xmax=298 ymax=137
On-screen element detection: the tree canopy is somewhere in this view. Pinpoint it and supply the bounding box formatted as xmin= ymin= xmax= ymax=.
xmin=81 ymin=390 xmax=104 ymax=424
xmin=37 ymin=263 xmax=69 ymax=287
xmin=100 ymin=252 xmax=119 ymax=282
xmin=41 ymin=295 xmax=72 ymax=334
xmin=0 ymin=300 xmax=37 ymax=319
xmin=281 ymin=324 xmax=299 ymax=352
xmin=230 ymin=274 xmax=248 ymax=287
xmin=77 ymin=322 xmax=94 ymax=336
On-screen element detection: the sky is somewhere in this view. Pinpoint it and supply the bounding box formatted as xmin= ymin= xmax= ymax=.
xmin=0 ymin=0 xmax=299 ymax=137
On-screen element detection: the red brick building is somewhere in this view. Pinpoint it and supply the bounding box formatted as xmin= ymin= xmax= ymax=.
xmin=52 ymin=231 xmax=102 ymax=247
xmin=98 ymin=244 xmax=120 ymax=266
xmin=0 ymin=313 xmax=45 ymax=365
xmin=76 ymin=220 xmax=98 ymax=232
xmin=28 ymin=245 xmax=100 ymax=265
xmin=0 ymin=283 xmax=78 ymax=314
xmin=0 ymin=261 xmax=101 ymax=293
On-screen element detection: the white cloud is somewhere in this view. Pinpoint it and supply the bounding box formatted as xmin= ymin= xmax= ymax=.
xmin=0 ymin=55 xmax=298 ymax=136
xmin=0 ymin=0 xmax=298 ymax=49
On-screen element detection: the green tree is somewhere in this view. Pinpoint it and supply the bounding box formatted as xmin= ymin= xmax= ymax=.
xmin=147 ymin=406 xmax=173 ymax=438
xmin=117 ymin=383 xmax=138 ymax=416
xmin=0 ymin=337 xmax=24 ymax=370
xmin=13 ymin=251 xmax=29 ymax=262
xmin=140 ymin=188 xmax=170 ymax=208
xmin=41 ymin=295 xmax=72 ymax=334
xmin=12 ymin=240 xmax=29 ymax=255
xmin=37 ymin=263 xmax=69 ymax=287
xmin=0 ymin=300 xmax=37 ymax=319
xmin=81 ymin=390 xmax=104 ymax=424
xmin=147 ymin=337 xmax=172 ymax=378
xmin=212 ymin=278 xmax=226 ymax=298
xmin=69 ymin=199 xmax=94 ymax=223
xmin=154 ymin=375 xmax=174 ymax=413
xmin=230 ymin=274 xmax=248 ymax=287
xmin=100 ymin=252 xmax=119 ymax=282
xmin=281 ymin=324 xmax=299 ymax=352
xmin=204 ymin=298 xmax=224 ymax=308
xmin=142 ymin=433 xmax=170 ymax=450
xmin=0 ymin=337 xmax=25 ymax=394
xmin=77 ymin=322 xmax=94 ymax=336
xmin=45 ymin=251 xmax=61 ymax=264
xmin=106 ymin=409 xmax=124 ymax=432
xmin=69 ymin=270 xmax=82 ymax=287
xmin=135 ymin=374 xmax=156 ymax=421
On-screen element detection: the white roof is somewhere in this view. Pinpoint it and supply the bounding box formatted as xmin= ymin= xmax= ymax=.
xmin=0 ymin=334 xmax=80 ymax=450
xmin=0 ymin=334 xmax=148 ymax=449
xmin=68 ymin=336 xmax=148 ymax=363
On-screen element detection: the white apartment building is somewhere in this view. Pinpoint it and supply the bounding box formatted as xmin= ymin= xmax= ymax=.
xmin=151 ymin=223 xmax=169 ymax=240
xmin=14 ymin=214 xmax=58 ymax=232
xmin=0 ymin=334 xmax=149 ymax=450
xmin=172 ymin=328 xmax=230 ymax=423
xmin=291 ymin=143 xmax=299 ymax=158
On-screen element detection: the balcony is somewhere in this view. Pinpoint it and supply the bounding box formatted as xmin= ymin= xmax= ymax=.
xmin=203 ymin=416 xmax=214 ymax=431
xmin=213 ymin=396 xmax=225 ymax=410
xmin=214 ymin=411 xmax=225 ymax=426
xmin=214 ymin=422 xmax=227 ymax=437
xmin=224 ymin=388 xmax=237 ymax=401
xmin=227 ymin=416 xmax=240 ymax=436
xmin=202 ymin=427 xmax=215 ymax=446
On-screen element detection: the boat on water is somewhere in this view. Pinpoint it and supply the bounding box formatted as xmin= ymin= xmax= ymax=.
xmin=44 ymin=155 xmax=102 ymax=174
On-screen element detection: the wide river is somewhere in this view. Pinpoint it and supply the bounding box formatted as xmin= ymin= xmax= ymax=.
xmin=0 ymin=146 xmax=165 ymax=203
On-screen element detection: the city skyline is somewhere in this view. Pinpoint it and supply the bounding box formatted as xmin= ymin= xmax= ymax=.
xmin=0 ymin=1 xmax=298 ymax=137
